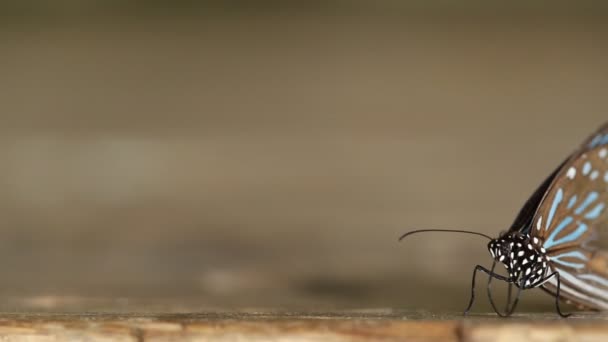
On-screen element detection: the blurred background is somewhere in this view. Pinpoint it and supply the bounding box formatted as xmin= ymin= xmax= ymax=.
xmin=0 ymin=1 xmax=607 ymax=313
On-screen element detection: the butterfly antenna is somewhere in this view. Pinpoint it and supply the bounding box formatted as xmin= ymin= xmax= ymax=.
xmin=399 ymin=229 xmax=493 ymax=241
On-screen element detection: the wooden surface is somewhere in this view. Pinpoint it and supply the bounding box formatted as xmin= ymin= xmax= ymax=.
xmin=1 ymin=308 xmax=607 ymax=341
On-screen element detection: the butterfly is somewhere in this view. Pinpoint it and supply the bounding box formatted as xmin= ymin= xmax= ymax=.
xmin=400 ymin=122 xmax=608 ymax=317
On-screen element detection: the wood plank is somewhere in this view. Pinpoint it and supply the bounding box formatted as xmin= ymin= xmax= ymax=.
xmin=0 ymin=310 xmax=607 ymax=341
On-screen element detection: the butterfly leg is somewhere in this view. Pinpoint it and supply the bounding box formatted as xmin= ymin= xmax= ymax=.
xmin=487 ymin=275 xmax=521 ymax=317
xmin=464 ymin=264 xmax=512 ymax=316
xmin=504 ymin=280 xmax=524 ymax=316
xmin=485 ymin=261 xmax=507 ymax=316
xmin=505 ymin=282 xmax=513 ymax=313
xmin=488 ymin=277 xmax=514 ymax=317
xmin=542 ymin=271 xmax=572 ymax=318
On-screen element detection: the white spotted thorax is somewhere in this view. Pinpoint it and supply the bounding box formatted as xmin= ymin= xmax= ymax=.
xmin=487 ymin=233 xmax=549 ymax=288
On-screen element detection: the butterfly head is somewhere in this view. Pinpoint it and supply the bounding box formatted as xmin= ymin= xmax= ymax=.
xmin=488 ymin=233 xmax=549 ymax=288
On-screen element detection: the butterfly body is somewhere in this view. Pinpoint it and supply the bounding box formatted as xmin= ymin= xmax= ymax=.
xmin=488 ymin=233 xmax=549 ymax=289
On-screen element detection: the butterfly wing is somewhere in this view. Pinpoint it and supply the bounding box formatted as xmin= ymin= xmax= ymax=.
xmin=529 ymin=123 xmax=608 ymax=310
xmin=510 ymin=122 xmax=608 ymax=234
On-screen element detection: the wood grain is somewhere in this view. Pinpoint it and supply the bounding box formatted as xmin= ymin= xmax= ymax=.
xmin=0 ymin=309 xmax=607 ymax=341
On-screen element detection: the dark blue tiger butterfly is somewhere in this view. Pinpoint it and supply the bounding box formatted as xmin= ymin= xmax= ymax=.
xmin=400 ymin=122 xmax=608 ymax=317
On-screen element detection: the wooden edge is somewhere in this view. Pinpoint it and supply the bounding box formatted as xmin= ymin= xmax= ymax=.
xmin=0 ymin=314 xmax=607 ymax=341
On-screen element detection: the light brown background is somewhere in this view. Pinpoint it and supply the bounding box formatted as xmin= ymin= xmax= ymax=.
xmin=0 ymin=2 xmax=607 ymax=312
